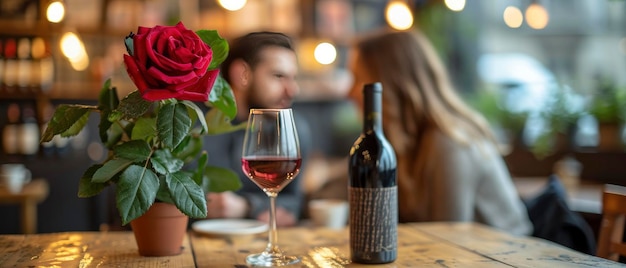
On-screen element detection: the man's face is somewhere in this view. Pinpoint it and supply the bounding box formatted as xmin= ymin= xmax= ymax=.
xmin=246 ymin=46 xmax=299 ymax=109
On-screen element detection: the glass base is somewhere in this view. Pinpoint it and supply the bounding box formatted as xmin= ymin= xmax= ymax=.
xmin=246 ymin=252 xmax=300 ymax=267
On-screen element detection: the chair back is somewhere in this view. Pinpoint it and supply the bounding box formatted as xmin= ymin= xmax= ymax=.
xmin=596 ymin=184 xmax=626 ymax=261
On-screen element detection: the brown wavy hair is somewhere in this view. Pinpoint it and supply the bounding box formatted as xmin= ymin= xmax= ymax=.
xmin=352 ymin=29 xmax=496 ymax=221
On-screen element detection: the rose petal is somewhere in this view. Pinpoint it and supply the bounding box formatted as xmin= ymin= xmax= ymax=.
xmin=141 ymin=88 xmax=179 ymax=101
xmin=177 ymin=69 xmax=220 ymax=102
xmin=123 ymin=54 xmax=150 ymax=94
xmin=146 ymin=66 xmax=198 ymax=86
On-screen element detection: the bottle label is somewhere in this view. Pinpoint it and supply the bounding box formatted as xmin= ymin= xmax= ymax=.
xmin=349 ymin=186 xmax=398 ymax=260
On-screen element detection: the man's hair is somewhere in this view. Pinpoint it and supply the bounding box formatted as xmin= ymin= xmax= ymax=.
xmin=221 ymin=32 xmax=294 ymax=84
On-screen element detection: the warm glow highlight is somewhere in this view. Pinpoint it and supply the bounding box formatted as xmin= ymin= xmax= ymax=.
xmin=218 ymin=0 xmax=247 ymax=11
xmin=314 ymin=42 xmax=337 ymax=65
xmin=61 ymin=32 xmax=89 ymax=71
xmin=525 ymin=3 xmax=549 ymax=29
xmin=46 ymin=1 xmax=65 ymax=23
xmin=503 ymin=6 xmax=523 ymax=28
xmin=385 ymin=1 xmax=413 ymax=30
xmin=445 ymin=0 xmax=466 ymax=12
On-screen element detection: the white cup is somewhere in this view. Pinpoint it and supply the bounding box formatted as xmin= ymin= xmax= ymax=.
xmin=308 ymin=199 xmax=349 ymax=229
xmin=1 ymin=164 xmax=32 ymax=194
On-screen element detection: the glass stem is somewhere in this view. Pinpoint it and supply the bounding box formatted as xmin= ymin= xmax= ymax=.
xmin=265 ymin=194 xmax=281 ymax=254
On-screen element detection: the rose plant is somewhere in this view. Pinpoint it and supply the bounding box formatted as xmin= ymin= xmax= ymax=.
xmin=41 ymin=22 xmax=242 ymax=225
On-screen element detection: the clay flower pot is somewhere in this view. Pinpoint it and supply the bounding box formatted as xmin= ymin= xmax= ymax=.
xmin=130 ymin=202 xmax=189 ymax=256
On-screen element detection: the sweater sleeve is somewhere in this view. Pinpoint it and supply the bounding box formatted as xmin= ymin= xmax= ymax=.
xmin=426 ymin=134 xmax=478 ymax=222
xmin=423 ymin=131 xmax=532 ymax=236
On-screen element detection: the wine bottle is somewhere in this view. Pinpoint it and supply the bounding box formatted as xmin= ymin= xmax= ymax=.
xmin=18 ymin=103 xmax=40 ymax=155
xmin=3 ymin=38 xmax=18 ymax=92
xmin=348 ymin=82 xmax=398 ymax=264
xmin=16 ymin=37 xmax=32 ymax=91
xmin=2 ymin=103 xmax=20 ymax=154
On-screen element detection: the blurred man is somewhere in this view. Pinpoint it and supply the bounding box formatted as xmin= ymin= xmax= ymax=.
xmin=203 ymin=32 xmax=308 ymax=227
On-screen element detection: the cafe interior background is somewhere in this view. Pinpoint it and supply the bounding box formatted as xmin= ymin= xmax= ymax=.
xmin=0 ymin=0 xmax=625 ymax=234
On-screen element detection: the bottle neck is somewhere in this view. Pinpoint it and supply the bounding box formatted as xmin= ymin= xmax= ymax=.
xmin=363 ymin=85 xmax=383 ymax=134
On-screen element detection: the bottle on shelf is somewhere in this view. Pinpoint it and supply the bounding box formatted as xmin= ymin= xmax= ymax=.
xmin=16 ymin=37 xmax=32 ymax=92
xmin=31 ymin=37 xmax=47 ymax=90
xmin=2 ymin=103 xmax=21 ymax=154
xmin=3 ymin=38 xmax=18 ymax=92
xmin=0 ymin=39 xmax=4 ymax=90
xmin=348 ymin=82 xmax=398 ymax=264
xmin=18 ymin=103 xmax=40 ymax=155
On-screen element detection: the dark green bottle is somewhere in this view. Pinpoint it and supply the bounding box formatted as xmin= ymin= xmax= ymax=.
xmin=348 ymin=82 xmax=398 ymax=264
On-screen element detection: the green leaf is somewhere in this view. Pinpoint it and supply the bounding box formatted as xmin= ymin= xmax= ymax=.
xmin=156 ymin=175 xmax=174 ymax=204
xmin=157 ymin=102 xmax=191 ymax=148
xmin=205 ymin=108 xmax=246 ymax=135
xmin=208 ymin=76 xmax=237 ymax=119
xmin=104 ymin=123 xmax=124 ymax=149
xmin=150 ymin=149 xmax=184 ymax=175
xmin=204 ymin=166 xmax=242 ymax=192
xmin=174 ymin=135 xmax=203 ymax=163
xmin=116 ymin=165 xmax=160 ymax=225
xmin=181 ymin=100 xmax=208 ymax=134
xmin=98 ymin=80 xmax=119 ymax=143
xmin=124 ymin=35 xmax=134 ymax=56
xmin=194 ymin=152 xmax=208 ymax=185
xmin=166 ymin=171 xmax=207 ymax=218
xmin=114 ymin=140 xmax=152 ymax=162
xmin=196 ymin=29 xmax=229 ymax=70
xmin=40 ymin=104 xmax=97 ymax=142
xmin=131 ymin=117 xmax=156 ymax=141
xmin=92 ymin=158 xmax=134 ymax=183
xmin=78 ymin=164 xmax=107 ymax=198
xmin=60 ymin=111 xmax=90 ymax=137
xmin=110 ymin=90 xmax=152 ymax=121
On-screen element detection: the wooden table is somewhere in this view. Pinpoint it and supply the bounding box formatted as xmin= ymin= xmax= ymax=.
xmin=0 ymin=179 xmax=49 ymax=234
xmin=0 ymin=222 xmax=621 ymax=267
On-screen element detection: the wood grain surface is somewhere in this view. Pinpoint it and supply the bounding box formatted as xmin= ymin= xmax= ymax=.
xmin=0 ymin=222 xmax=622 ymax=267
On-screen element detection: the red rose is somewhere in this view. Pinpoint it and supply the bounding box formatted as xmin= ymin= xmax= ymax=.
xmin=123 ymin=22 xmax=219 ymax=102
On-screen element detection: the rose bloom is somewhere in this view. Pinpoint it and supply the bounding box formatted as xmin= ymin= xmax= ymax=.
xmin=123 ymin=22 xmax=219 ymax=102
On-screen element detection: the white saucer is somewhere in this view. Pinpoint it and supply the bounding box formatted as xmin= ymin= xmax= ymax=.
xmin=192 ymin=219 xmax=269 ymax=236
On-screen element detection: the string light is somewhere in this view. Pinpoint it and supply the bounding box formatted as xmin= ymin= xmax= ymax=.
xmin=385 ymin=1 xmax=413 ymax=30
xmin=61 ymin=31 xmax=89 ymax=71
xmin=525 ymin=2 xmax=549 ymax=29
xmin=503 ymin=6 xmax=523 ymax=28
xmin=218 ymin=0 xmax=247 ymax=11
xmin=314 ymin=42 xmax=337 ymax=65
xmin=444 ymin=0 xmax=466 ymax=12
xmin=46 ymin=0 xmax=65 ymax=23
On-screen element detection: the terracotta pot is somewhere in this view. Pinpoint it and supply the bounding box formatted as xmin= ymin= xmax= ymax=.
xmin=130 ymin=202 xmax=189 ymax=256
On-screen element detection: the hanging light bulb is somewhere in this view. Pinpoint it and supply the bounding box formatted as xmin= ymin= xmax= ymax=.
xmin=503 ymin=6 xmax=524 ymax=28
xmin=314 ymin=42 xmax=337 ymax=65
xmin=46 ymin=0 xmax=65 ymax=23
xmin=444 ymin=0 xmax=466 ymax=12
xmin=61 ymin=31 xmax=89 ymax=71
xmin=385 ymin=1 xmax=413 ymax=30
xmin=525 ymin=2 xmax=549 ymax=30
xmin=218 ymin=0 xmax=247 ymax=11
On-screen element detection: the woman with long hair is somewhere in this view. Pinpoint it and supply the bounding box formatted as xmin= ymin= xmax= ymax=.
xmin=348 ymin=29 xmax=532 ymax=235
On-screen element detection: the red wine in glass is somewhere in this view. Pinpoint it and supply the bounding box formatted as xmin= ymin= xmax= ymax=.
xmin=242 ymin=156 xmax=301 ymax=194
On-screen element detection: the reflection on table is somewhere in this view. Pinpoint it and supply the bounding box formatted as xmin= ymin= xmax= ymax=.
xmin=0 ymin=222 xmax=621 ymax=267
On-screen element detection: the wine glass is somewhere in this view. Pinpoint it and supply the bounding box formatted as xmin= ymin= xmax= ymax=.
xmin=241 ymin=108 xmax=302 ymax=267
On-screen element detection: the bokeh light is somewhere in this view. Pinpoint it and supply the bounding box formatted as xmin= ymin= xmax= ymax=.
xmin=503 ymin=6 xmax=523 ymax=28
xmin=385 ymin=1 xmax=413 ymax=30
xmin=46 ymin=1 xmax=65 ymax=23
xmin=218 ymin=0 xmax=247 ymax=11
xmin=314 ymin=42 xmax=337 ymax=65
xmin=526 ymin=3 xmax=549 ymax=29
